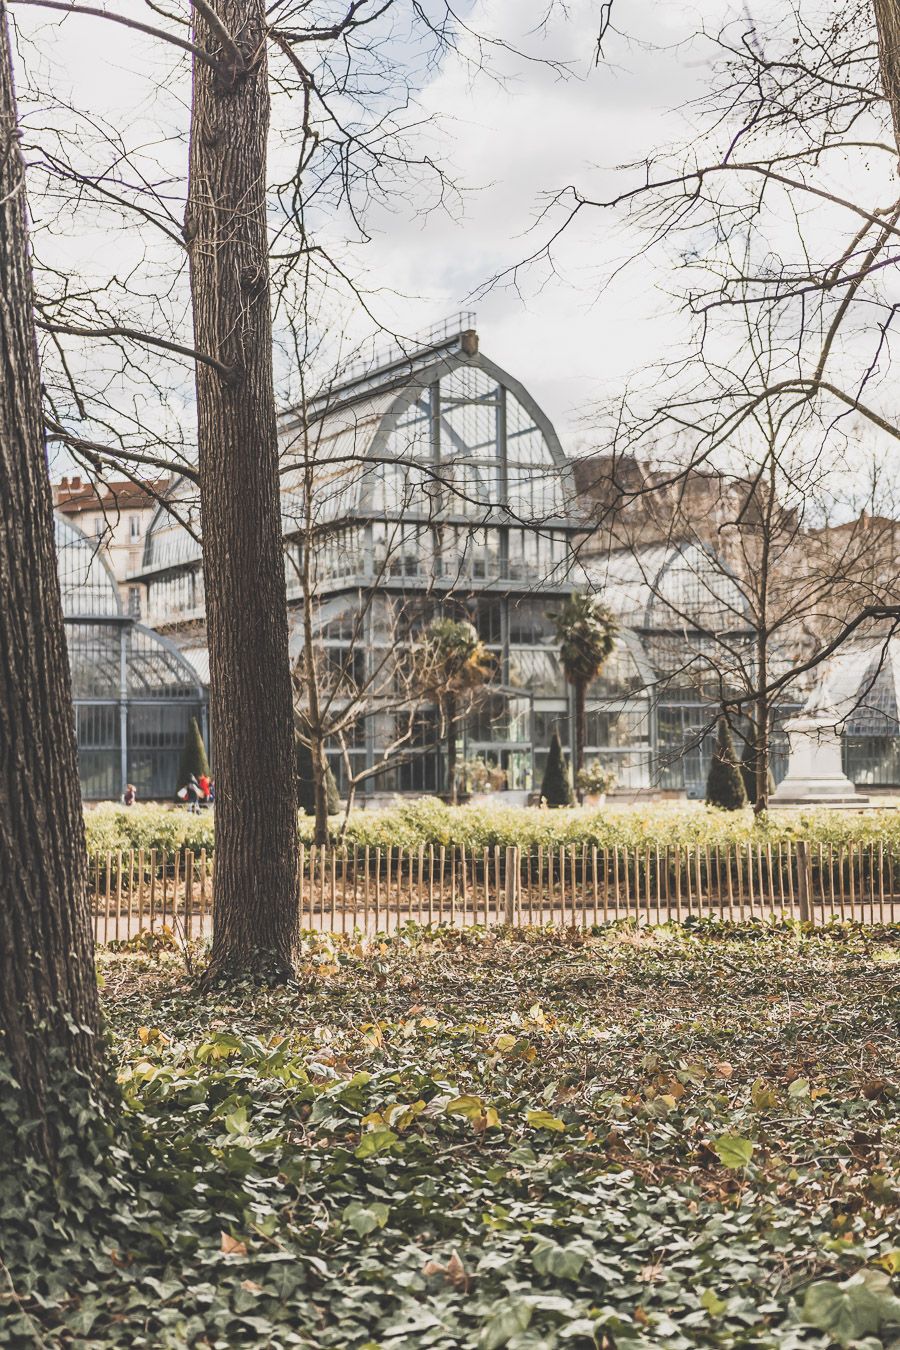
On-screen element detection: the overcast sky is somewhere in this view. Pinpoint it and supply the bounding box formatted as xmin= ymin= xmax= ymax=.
xmin=13 ymin=0 xmax=736 ymax=461
xmin=320 ymin=0 xmax=716 ymax=449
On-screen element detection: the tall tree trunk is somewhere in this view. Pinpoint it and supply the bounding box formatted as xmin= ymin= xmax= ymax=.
xmin=573 ymin=680 xmax=586 ymax=802
xmin=0 ymin=1 xmax=101 ymax=1158
xmin=874 ymin=0 xmax=900 ymax=155
xmin=754 ymin=621 xmax=770 ymax=817
xmin=445 ymin=692 xmax=458 ymax=805
xmin=187 ymin=0 xmax=299 ymax=982
xmin=312 ymin=734 xmax=330 ymax=847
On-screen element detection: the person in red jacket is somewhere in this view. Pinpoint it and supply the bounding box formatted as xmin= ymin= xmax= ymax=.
xmin=198 ymin=772 xmax=210 ymax=803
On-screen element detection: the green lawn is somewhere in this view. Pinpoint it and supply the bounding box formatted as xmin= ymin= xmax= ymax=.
xmin=4 ymin=924 xmax=899 ymax=1347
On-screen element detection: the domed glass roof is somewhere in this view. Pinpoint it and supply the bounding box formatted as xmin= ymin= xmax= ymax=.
xmin=142 ymin=349 xmax=573 ymax=574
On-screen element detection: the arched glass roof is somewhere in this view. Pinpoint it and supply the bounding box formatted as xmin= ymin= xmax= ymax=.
xmin=56 ymin=514 xmax=121 ymax=617
xmin=142 ymin=349 xmax=574 ymax=573
xmin=55 ymin=514 xmax=204 ymax=700
xmin=810 ymin=638 xmax=900 ymax=733
xmin=585 ymin=543 xmax=751 ymax=634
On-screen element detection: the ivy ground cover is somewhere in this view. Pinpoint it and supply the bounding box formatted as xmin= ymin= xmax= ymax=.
xmin=4 ymin=923 xmax=899 ymax=1348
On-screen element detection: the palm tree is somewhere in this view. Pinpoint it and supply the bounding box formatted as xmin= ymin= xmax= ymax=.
xmin=418 ymin=619 xmax=493 ymax=804
xmin=553 ymin=595 xmax=618 ymax=801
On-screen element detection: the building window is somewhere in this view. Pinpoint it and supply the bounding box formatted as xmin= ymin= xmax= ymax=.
xmin=130 ymin=514 xmax=142 ymax=540
xmin=128 ymin=586 xmax=142 ymax=618
xmin=93 ymin=515 xmax=105 ymax=538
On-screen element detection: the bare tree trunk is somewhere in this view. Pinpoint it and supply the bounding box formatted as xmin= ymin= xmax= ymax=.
xmin=573 ymin=680 xmax=586 ymax=802
xmin=874 ymin=0 xmax=900 ymax=154
xmin=754 ymin=618 xmax=771 ymax=817
xmin=311 ymin=734 xmax=330 ymax=847
xmin=0 ymin=1 xmax=101 ymax=1157
xmin=187 ymin=0 xmax=298 ymax=982
xmin=445 ymin=693 xmax=458 ymax=804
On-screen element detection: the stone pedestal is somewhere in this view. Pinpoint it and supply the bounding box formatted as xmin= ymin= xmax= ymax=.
xmin=771 ymin=710 xmax=866 ymax=806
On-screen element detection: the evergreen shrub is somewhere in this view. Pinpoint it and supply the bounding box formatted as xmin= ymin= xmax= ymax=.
xmin=178 ymin=716 xmax=209 ymax=786
xmin=540 ymin=730 xmax=575 ymax=808
xmin=706 ymin=718 xmax=748 ymax=812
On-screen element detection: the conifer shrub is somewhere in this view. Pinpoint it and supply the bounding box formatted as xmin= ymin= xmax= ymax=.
xmin=540 ymin=730 xmax=575 ymax=808
xmin=706 ymin=717 xmax=748 ymax=811
xmin=178 ymin=716 xmax=209 ymax=786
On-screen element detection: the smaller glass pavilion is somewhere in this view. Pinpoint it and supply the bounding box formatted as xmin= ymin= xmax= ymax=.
xmin=804 ymin=638 xmax=900 ymax=786
xmin=57 ymin=514 xmax=207 ymax=799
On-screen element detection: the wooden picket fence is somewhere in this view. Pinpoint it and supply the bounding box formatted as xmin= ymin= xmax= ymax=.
xmin=88 ymin=839 xmax=900 ymax=944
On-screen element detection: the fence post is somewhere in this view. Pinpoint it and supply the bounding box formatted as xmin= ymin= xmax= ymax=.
xmin=796 ymin=840 xmax=813 ymax=925
xmin=504 ymin=846 xmax=518 ymax=926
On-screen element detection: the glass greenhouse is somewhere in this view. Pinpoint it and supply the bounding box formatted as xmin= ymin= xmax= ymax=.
xmin=133 ymin=319 xmax=896 ymax=801
xmin=138 ymin=325 xmax=583 ymax=796
xmin=57 ymin=514 xmax=206 ymax=799
xmin=806 ymin=638 xmax=900 ymax=786
xmin=579 ymin=542 xmax=799 ymax=795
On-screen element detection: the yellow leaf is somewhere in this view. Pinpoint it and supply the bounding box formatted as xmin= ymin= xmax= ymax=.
xmin=750 ymin=1078 xmax=778 ymax=1110
xmin=495 ymin=1034 xmax=517 ymax=1053
xmin=361 ymin=1024 xmax=384 ymax=1049
xmin=445 ymin=1095 xmax=485 ymax=1120
xmin=484 ymin=1107 xmax=501 ymax=1129
xmin=526 ymin=1109 xmax=566 ymax=1132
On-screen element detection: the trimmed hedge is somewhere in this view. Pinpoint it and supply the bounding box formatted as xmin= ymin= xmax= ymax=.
xmin=84 ymin=796 xmax=900 ymax=858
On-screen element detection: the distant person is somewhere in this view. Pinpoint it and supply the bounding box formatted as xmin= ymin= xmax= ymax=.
xmin=198 ymin=772 xmax=210 ymax=803
xmin=123 ymin=784 xmax=137 ymax=806
xmin=187 ymin=773 xmax=202 ymax=813
xmin=207 ymin=779 xmax=215 ymax=806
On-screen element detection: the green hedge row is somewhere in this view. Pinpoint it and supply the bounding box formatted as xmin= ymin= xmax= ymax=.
xmin=84 ymin=796 xmax=900 ymax=858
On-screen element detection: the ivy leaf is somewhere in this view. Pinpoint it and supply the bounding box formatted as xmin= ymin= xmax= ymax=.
xmin=343 ymin=1201 xmax=390 ymax=1237
xmin=478 ymin=1297 xmax=534 ymax=1349
xmin=526 ymin=1109 xmax=566 ymax=1133
xmin=804 ymin=1270 xmax=900 ymax=1345
xmin=788 ymin=1077 xmax=810 ymax=1099
xmin=224 ymin=1106 xmax=249 ymax=1136
xmin=355 ymin=1127 xmax=398 ymax=1159
xmin=700 ymin=1288 xmax=727 ymax=1317
xmin=532 ymin=1238 xmax=591 ymax=1280
xmin=713 ymin=1134 xmax=754 ymax=1168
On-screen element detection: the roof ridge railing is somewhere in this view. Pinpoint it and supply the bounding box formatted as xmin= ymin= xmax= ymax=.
xmin=322 ymin=311 xmax=477 ymax=398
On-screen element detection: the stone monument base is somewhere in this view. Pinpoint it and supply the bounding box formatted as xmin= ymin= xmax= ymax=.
xmin=770 ymin=710 xmax=868 ymax=808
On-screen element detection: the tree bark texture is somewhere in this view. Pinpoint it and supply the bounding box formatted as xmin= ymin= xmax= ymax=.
xmin=0 ymin=2 xmax=101 ymax=1154
xmin=186 ymin=0 xmax=299 ymax=981
xmin=874 ymin=0 xmax=900 ymax=159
